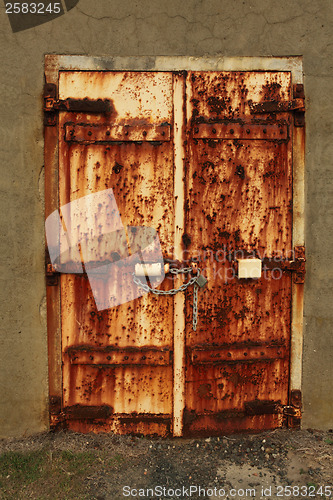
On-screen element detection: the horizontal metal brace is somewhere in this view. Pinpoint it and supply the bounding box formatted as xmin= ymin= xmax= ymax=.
xmin=192 ymin=122 xmax=288 ymax=141
xmin=65 ymin=123 xmax=171 ymax=142
xmin=230 ymin=246 xmax=306 ymax=283
xmin=190 ymin=345 xmax=287 ymax=364
xmin=67 ymin=347 xmax=172 ymax=366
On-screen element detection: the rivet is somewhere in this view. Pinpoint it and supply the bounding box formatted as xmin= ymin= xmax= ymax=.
xmin=230 ymin=129 xmax=234 ymax=134
xmin=227 ymin=352 xmax=231 ymax=357
xmin=89 ymin=355 xmax=94 ymax=360
xmin=246 ymin=129 xmax=250 ymax=134
xmin=88 ymin=131 xmax=92 ymax=136
xmin=142 ymin=355 xmax=146 ymax=360
xmin=212 ymin=128 xmax=216 ymax=134
xmin=124 ymin=356 xmax=129 ymax=360
xmin=263 ymin=128 xmax=267 ymax=134
xmin=106 ymin=130 xmax=110 ymax=136
xmin=161 ymin=131 xmax=165 ymax=136
xmin=107 ymin=355 xmax=111 ymax=360
xmin=143 ymin=131 xmax=147 ymax=137
xmin=124 ymin=130 xmax=129 ymax=136
xmin=244 ymin=352 xmax=248 ymax=356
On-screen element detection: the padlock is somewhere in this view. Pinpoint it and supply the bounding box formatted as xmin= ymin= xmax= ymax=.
xmin=195 ymin=273 xmax=208 ymax=288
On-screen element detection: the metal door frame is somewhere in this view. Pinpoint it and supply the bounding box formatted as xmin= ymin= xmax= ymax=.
xmin=45 ymin=55 xmax=305 ymax=434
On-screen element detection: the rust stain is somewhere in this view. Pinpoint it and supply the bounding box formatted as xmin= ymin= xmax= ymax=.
xmin=197 ymin=383 xmax=213 ymax=399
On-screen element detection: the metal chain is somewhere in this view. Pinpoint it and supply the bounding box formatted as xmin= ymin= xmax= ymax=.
xmin=132 ymin=267 xmax=199 ymax=329
xmin=169 ymin=267 xmax=192 ymax=275
xmin=192 ymin=283 xmax=198 ymax=331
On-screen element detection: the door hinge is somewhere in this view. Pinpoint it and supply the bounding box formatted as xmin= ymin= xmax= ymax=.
xmin=49 ymin=395 xmax=63 ymax=430
xmin=249 ymin=84 xmax=305 ymax=127
xmin=46 ymin=263 xmax=59 ymax=286
xmin=44 ymin=83 xmax=112 ymax=126
xmin=45 ymin=249 xmax=59 ymax=286
xmin=283 ymin=389 xmax=302 ymax=428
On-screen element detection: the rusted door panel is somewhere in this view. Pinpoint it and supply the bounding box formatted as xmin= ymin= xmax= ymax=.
xmin=184 ymin=72 xmax=293 ymax=434
xmin=186 ymin=140 xmax=292 ymax=257
xmin=187 ymin=275 xmax=292 ymax=345
xmin=58 ymin=72 xmax=174 ymax=435
xmin=188 ymin=71 xmax=292 ymax=120
xmin=186 ymin=359 xmax=290 ymax=412
xmin=58 ymin=142 xmax=175 ymax=260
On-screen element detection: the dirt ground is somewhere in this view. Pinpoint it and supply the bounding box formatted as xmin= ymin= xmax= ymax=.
xmin=0 ymin=428 xmax=332 ymax=499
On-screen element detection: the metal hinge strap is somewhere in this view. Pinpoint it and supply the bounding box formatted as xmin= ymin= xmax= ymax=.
xmin=44 ymin=83 xmax=112 ymax=126
xmin=249 ymin=84 xmax=305 ymax=127
xmin=231 ymin=246 xmax=306 ymax=283
xmin=261 ymin=246 xmax=306 ymax=283
xmin=249 ymin=98 xmax=305 ymax=114
xmin=45 ymin=97 xmax=111 ymax=113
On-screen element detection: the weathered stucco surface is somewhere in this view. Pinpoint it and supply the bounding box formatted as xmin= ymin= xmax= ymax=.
xmin=0 ymin=0 xmax=332 ymax=437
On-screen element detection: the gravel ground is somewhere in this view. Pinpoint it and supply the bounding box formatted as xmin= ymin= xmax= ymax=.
xmin=0 ymin=428 xmax=332 ymax=499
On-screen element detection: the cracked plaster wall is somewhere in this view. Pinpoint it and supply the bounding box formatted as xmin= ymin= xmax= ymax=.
xmin=0 ymin=0 xmax=332 ymax=437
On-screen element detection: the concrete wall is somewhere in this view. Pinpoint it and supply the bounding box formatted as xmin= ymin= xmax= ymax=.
xmin=0 ymin=0 xmax=332 ymax=437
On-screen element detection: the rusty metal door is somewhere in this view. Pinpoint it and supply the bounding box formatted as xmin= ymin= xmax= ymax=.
xmin=45 ymin=67 xmax=304 ymax=436
xmin=183 ymin=72 xmax=303 ymax=435
xmin=53 ymin=71 xmax=177 ymax=435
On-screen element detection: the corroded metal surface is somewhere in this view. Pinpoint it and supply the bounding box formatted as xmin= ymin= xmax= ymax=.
xmin=67 ymin=347 xmax=171 ymax=366
xmin=46 ymin=67 xmax=304 ymax=436
xmin=190 ymin=345 xmax=288 ymax=364
xmin=184 ymin=71 xmax=293 ymax=434
xmin=193 ymin=122 xmax=289 ymax=141
xmin=58 ymin=72 xmax=174 ymax=435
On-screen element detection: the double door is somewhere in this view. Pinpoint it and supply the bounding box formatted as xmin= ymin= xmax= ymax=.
xmin=46 ymin=69 xmax=300 ymax=436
